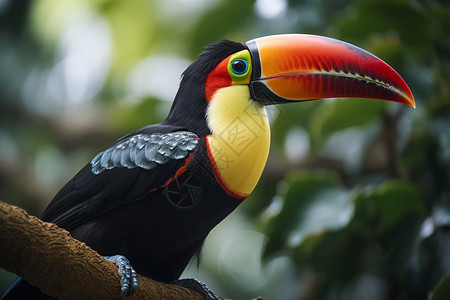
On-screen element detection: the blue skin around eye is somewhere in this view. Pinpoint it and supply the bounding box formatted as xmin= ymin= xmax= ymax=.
xmin=231 ymin=59 xmax=248 ymax=75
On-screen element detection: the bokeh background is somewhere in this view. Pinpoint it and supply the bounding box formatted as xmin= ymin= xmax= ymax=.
xmin=1 ymin=0 xmax=449 ymax=299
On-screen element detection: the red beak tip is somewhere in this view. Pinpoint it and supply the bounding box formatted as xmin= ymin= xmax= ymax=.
xmin=406 ymin=95 xmax=416 ymax=109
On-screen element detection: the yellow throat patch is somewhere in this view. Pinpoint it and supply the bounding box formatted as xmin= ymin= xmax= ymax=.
xmin=206 ymin=85 xmax=270 ymax=199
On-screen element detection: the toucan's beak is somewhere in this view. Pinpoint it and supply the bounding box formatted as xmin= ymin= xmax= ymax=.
xmin=246 ymin=34 xmax=415 ymax=108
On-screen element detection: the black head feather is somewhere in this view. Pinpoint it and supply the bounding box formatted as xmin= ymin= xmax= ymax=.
xmin=164 ymin=40 xmax=246 ymax=136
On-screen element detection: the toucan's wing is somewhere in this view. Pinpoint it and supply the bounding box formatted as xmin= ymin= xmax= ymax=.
xmin=41 ymin=124 xmax=199 ymax=230
xmin=90 ymin=130 xmax=198 ymax=174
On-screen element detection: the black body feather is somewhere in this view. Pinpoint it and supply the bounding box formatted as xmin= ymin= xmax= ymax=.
xmin=2 ymin=40 xmax=247 ymax=299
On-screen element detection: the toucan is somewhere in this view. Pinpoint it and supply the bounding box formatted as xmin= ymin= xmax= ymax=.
xmin=2 ymin=34 xmax=414 ymax=299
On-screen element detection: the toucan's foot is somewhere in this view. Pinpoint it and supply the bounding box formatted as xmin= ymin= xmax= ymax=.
xmin=172 ymin=278 xmax=220 ymax=300
xmin=105 ymin=255 xmax=138 ymax=299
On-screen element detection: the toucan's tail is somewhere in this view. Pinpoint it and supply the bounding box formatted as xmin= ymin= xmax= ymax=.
xmin=1 ymin=277 xmax=56 ymax=300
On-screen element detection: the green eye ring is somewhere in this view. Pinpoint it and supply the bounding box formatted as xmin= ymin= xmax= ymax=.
xmin=230 ymin=59 xmax=248 ymax=75
xmin=227 ymin=50 xmax=252 ymax=84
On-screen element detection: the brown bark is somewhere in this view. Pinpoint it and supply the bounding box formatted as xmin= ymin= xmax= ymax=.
xmin=0 ymin=201 xmax=208 ymax=300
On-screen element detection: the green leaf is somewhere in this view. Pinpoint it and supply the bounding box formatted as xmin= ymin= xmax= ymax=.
xmin=188 ymin=0 xmax=256 ymax=56
xmin=401 ymin=130 xmax=450 ymax=202
xmin=107 ymin=97 xmax=165 ymax=134
xmin=335 ymin=0 xmax=431 ymax=53
xmin=103 ymin=0 xmax=157 ymax=74
xmin=261 ymin=170 xmax=350 ymax=256
xmin=291 ymin=228 xmax=386 ymax=283
xmin=430 ymin=276 xmax=450 ymax=300
xmin=352 ymin=181 xmax=424 ymax=235
xmin=270 ymin=101 xmax=321 ymax=147
xmin=309 ymin=99 xmax=386 ymax=149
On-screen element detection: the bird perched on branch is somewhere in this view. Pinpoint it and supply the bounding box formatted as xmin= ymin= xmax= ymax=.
xmin=2 ymin=34 xmax=414 ymax=299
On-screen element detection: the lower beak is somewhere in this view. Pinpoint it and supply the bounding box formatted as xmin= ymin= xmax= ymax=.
xmin=246 ymin=34 xmax=415 ymax=108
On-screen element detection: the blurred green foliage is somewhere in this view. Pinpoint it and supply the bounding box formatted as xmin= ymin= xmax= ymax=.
xmin=0 ymin=0 xmax=449 ymax=299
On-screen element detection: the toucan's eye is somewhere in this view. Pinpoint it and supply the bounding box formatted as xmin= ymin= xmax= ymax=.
xmin=231 ymin=59 xmax=248 ymax=75
xmin=227 ymin=50 xmax=251 ymax=84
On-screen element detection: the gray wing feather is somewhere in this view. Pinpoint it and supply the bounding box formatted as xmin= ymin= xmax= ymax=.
xmin=91 ymin=131 xmax=198 ymax=174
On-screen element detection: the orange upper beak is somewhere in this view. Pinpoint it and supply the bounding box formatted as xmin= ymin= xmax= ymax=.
xmin=246 ymin=34 xmax=415 ymax=108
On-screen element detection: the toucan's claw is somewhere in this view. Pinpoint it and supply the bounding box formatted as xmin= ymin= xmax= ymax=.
xmin=172 ymin=278 xmax=221 ymax=300
xmin=105 ymin=255 xmax=138 ymax=299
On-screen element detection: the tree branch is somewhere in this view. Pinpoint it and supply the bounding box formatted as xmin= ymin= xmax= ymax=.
xmin=0 ymin=201 xmax=208 ymax=300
